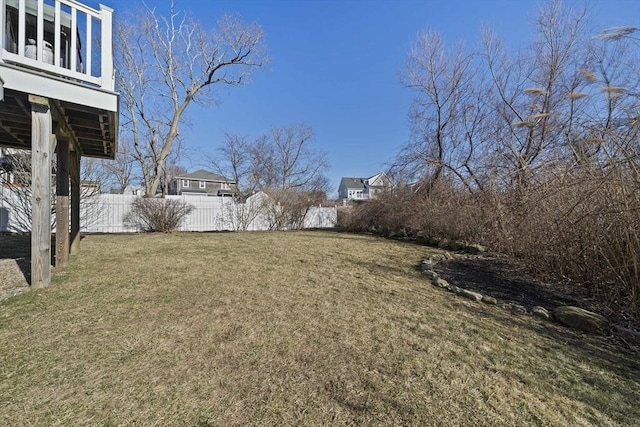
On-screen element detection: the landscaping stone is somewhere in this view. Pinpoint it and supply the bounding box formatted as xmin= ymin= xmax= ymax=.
xmin=414 ymin=256 xmax=624 ymax=341
xmin=460 ymin=289 xmax=482 ymax=302
xmin=434 ymin=278 xmax=450 ymax=288
xmin=429 ymin=254 xmax=447 ymax=262
xmin=421 ymin=270 xmax=438 ymax=280
xmin=447 ymin=284 xmax=461 ymax=294
xmin=481 ymin=296 xmax=497 ymax=305
xmin=511 ymin=304 xmax=527 ymax=314
xmin=531 ymin=306 xmax=550 ymax=320
xmin=420 ymin=260 xmax=434 ymax=271
xmin=553 ymin=306 xmax=610 ymax=335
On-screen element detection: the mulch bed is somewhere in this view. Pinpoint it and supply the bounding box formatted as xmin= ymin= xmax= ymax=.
xmin=433 ymin=254 xmax=638 ymax=329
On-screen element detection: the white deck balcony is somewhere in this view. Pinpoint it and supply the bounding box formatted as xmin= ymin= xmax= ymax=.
xmin=0 ymin=0 xmax=117 ymax=159
xmin=0 ymin=0 xmax=116 ymax=112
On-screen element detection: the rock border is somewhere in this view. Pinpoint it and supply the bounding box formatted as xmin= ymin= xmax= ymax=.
xmin=418 ymin=254 xmax=640 ymax=347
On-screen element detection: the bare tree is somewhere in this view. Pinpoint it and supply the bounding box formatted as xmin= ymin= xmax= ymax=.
xmin=99 ymin=138 xmax=136 ymax=194
xmin=395 ymin=30 xmax=485 ymax=193
xmin=481 ymin=1 xmax=590 ymax=189
xmin=116 ymin=4 xmax=268 ymax=197
xmin=212 ymin=123 xmax=330 ymax=229
xmin=249 ymin=124 xmax=330 ymax=193
xmin=159 ymin=141 xmax=187 ymax=196
xmin=214 ymin=124 xmax=330 ymax=196
xmin=209 ymin=132 xmax=252 ymax=197
xmin=0 ymin=149 xmax=35 ymax=231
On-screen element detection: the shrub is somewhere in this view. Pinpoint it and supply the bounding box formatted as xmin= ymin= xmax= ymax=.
xmin=125 ymin=198 xmax=194 ymax=232
xmin=263 ymin=189 xmax=326 ymax=230
xmin=343 ymin=172 xmax=640 ymax=320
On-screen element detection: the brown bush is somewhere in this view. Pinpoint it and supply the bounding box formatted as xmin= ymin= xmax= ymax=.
xmin=344 ymin=171 xmax=640 ymax=320
xmin=125 ymin=198 xmax=194 ymax=232
xmin=495 ymin=166 xmax=640 ymax=318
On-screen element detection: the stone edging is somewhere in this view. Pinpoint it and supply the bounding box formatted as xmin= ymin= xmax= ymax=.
xmin=419 ymin=255 xmax=640 ymax=348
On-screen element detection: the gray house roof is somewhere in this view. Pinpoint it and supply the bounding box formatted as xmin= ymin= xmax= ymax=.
xmin=340 ymin=177 xmax=365 ymax=190
xmin=176 ymin=169 xmax=234 ymax=183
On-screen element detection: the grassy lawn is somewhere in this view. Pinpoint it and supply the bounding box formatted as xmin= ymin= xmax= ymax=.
xmin=1 ymin=231 xmax=638 ymax=426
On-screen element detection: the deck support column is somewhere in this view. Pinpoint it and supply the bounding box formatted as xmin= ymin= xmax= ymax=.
xmin=29 ymin=95 xmax=52 ymax=289
xmin=70 ymin=150 xmax=81 ymax=255
xmin=55 ymin=137 xmax=70 ymax=267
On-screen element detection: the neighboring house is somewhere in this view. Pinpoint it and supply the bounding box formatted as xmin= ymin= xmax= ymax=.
xmin=338 ymin=172 xmax=394 ymax=201
xmin=339 ymin=177 xmax=367 ymax=200
xmin=169 ymin=169 xmax=237 ymax=197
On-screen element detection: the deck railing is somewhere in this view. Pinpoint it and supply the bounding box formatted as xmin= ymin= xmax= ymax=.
xmin=0 ymin=0 xmax=114 ymax=91
xmin=348 ymin=193 xmax=370 ymax=200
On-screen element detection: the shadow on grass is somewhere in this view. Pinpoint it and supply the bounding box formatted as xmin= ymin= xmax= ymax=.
xmin=0 ymin=233 xmax=30 ymax=259
xmin=347 ymin=259 xmax=411 ymax=278
xmin=462 ymin=300 xmax=640 ymax=424
xmin=0 ymin=233 xmax=60 ymax=289
xmin=0 ymin=234 xmax=31 ymax=289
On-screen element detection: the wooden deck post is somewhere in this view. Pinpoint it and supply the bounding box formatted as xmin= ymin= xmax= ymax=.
xmin=29 ymin=95 xmax=52 ymax=289
xmin=55 ymin=137 xmax=70 ymax=267
xmin=70 ymin=150 xmax=80 ymax=255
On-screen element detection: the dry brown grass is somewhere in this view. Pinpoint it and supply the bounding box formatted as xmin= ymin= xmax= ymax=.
xmin=1 ymin=231 xmax=639 ymax=426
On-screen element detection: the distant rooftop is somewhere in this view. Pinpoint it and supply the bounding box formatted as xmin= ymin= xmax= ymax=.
xmin=176 ymin=169 xmax=234 ymax=183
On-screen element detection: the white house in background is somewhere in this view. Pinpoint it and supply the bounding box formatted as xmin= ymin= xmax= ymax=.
xmin=338 ymin=172 xmax=394 ymax=201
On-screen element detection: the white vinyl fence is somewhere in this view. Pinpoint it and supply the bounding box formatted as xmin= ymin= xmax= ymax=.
xmin=0 ymin=192 xmax=337 ymax=233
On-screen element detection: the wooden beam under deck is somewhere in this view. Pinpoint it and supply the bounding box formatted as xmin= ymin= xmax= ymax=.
xmin=70 ymin=149 xmax=80 ymax=255
xmin=55 ymin=137 xmax=70 ymax=268
xmin=29 ymin=94 xmax=52 ymax=289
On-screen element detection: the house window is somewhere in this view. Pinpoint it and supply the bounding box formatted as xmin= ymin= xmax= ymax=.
xmin=182 ymin=179 xmax=190 ymax=187
xmin=221 ymin=182 xmax=229 ymax=190
xmin=199 ymin=181 xmax=206 ymax=189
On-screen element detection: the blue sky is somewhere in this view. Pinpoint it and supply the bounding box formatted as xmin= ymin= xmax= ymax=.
xmin=96 ymin=0 xmax=639 ymax=196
